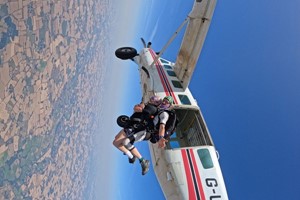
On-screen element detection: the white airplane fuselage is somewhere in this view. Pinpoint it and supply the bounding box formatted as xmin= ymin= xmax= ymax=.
xmin=133 ymin=48 xmax=229 ymax=200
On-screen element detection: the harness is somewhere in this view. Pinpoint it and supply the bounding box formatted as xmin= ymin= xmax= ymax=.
xmin=147 ymin=109 xmax=178 ymax=143
xmin=118 ymin=105 xmax=178 ymax=144
xmin=128 ymin=103 xmax=158 ymax=131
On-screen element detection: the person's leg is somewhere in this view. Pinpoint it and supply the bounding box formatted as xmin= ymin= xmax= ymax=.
xmin=128 ymin=130 xmax=146 ymax=159
xmin=114 ymin=129 xmax=150 ymax=175
xmin=121 ymin=135 xmax=136 ymax=163
xmin=129 ymin=130 xmax=150 ymax=175
xmin=113 ymin=129 xmax=134 ymax=158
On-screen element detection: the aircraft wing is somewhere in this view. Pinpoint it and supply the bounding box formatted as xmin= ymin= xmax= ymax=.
xmin=174 ymin=0 xmax=217 ymax=89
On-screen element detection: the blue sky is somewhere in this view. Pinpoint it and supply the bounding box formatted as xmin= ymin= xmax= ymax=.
xmin=100 ymin=0 xmax=300 ymax=199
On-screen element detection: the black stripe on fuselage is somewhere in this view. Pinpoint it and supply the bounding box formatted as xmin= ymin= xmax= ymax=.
xmin=186 ymin=149 xmax=201 ymax=200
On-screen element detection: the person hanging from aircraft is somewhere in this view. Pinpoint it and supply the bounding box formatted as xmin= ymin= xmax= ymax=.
xmin=148 ymin=96 xmax=177 ymax=149
xmin=119 ymin=95 xmax=176 ymax=149
xmin=113 ymin=96 xmax=162 ymax=175
xmin=113 ymin=96 xmax=177 ymax=175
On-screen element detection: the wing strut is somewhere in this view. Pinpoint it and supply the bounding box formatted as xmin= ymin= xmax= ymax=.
xmin=150 ymin=17 xmax=189 ymax=68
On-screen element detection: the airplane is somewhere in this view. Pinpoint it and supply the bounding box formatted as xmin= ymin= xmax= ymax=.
xmin=114 ymin=0 xmax=229 ymax=199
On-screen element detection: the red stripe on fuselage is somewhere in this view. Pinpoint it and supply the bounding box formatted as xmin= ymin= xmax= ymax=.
xmin=149 ymin=49 xmax=178 ymax=104
xmin=149 ymin=49 xmax=171 ymax=95
xmin=181 ymin=149 xmax=197 ymax=200
xmin=149 ymin=50 xmax=170 ymax=96
xmin=189 ymin=149 xmax=206 ymax=200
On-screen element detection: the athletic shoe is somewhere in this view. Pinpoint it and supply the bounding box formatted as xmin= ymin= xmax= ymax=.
xmin=128 ymin=156 xmax=136 ymax=164
xmin=141 ymin=159 xmax=150 ymax=175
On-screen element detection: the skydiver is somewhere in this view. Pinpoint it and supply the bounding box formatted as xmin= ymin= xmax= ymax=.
xmin=112 ymin=96 xmax=162 ymax=175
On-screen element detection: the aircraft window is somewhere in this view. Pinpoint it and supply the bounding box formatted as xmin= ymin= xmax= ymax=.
xmin=197 ymin=149 xmax=214 ymax=169
xmin=171 ymin=132 xmax=177 ymax=138
xmin=178 ymin=95 xmax=191 ymax=105
xmin=166 ymin=132 xmax=180 ymax=149
xmin=160 ymin=59 xmax=169 ymax=64
xmin=171 ymin=80 xmax=183 ymax=88
xmin=164 ymin=64 xmax=172 ymax=69
xmin=167 ymin=70 xmax=176 ymax=77
xmin=169 ymin=141 xmax=180 ymax=149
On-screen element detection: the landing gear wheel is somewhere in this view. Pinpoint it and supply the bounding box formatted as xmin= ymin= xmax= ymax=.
xmin=117 ymin=115 xmax=130 ymax=127
xmin=115 ymin=47 xmax=137 ymax=60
